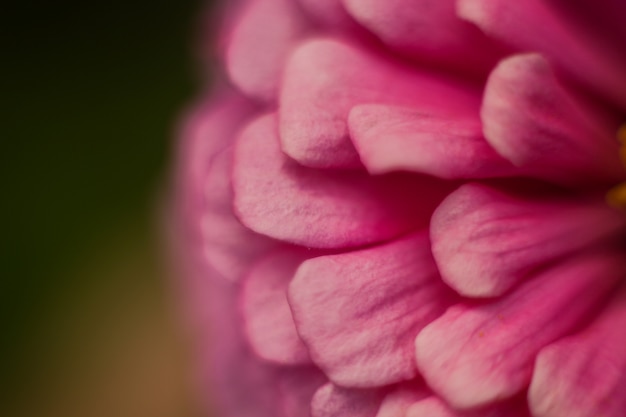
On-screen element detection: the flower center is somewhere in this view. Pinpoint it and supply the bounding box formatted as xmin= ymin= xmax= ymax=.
xmin=606 ymin=125 xmax=626 ymax=210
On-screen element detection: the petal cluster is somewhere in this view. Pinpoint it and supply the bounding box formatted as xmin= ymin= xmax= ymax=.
xmin=173 ymin=1 xmax=626 ymax=416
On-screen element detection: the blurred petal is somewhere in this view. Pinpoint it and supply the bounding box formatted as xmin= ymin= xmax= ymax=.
xmin=415 ymin=250 xmax=624 ymax=409
xmin=376 ymin=383 xmax=428 ymax=417
xmin=226 ymin=0 xmax=310 ymax=101
xmin=241 ymin=249 xmax=313 ymax=365
xmin=481 ymin=53 xmax=624 ymax=185
xmin=311 ymin=383 xmax=384 ymax=417
xmin=343 ymin=0 xmax=501 ymax=73
xmin=430 ymin=183 xmax=626 ymax=297
xmin=278 ymin=367 xmax=328 ymax=417
xmin=529 ymin=283 xmax=626 ymax=417
xmin=406 ymin=396 xmax=530 ymax=417
xmin=458 ymin=0 xmax=626 ymax=109
xmin=203 ymin=148 xmax=277 ymax=281
xmin=233 ymin=114 xmax=450 ymax=248
xmin=289 ymin=231 xmax=454 ymax=387
xmin=279 ymin=38 xmax=481 ymax=168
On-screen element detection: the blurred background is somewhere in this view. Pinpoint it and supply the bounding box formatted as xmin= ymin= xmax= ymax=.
xmin=3 ymin=1 xmax=213 ymax=415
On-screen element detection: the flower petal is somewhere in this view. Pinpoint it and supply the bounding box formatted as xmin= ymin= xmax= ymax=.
xmin=289 ymin=231 xmax=455 ymax=387
xmin=203 ymin=148 xmax=277 ymax=281
xmin=311 ymin=383 xmax=384 ymax=417
xmin=376 ymin=383 xmax=428 ymax=417
xmin=226 ymin=0 xmax=310 ymax=101
xmin=458 ymin=0 xmax=626 ymax=108
xmin=296 ymin=0 xmax=354 ymax=27
xmin=406 ymin=396 xmax=530 ymax=417
xmin=529 ymin=283 xmax=626 ymax=417
xmin=233 ymin=114 xmax=450 ymax=248
xmin=278 ymin=367 xmax=328 ymax=417
xmin=279 ymin=38 xmax=481 ymax=168
xmin=481 ymin=53 xmax=624 ymax=185
xmin=430 ymin=183 xmax=626 ymax=297
xmin=342 ymin=0 xmax=501 ymax=74
xmin=349 ymin=104 xmax=519 ymax=179
xmin=241 ymin=249 xmax=313 ymax=365
xmin=415 ymin=250 xmax=624 ymax=409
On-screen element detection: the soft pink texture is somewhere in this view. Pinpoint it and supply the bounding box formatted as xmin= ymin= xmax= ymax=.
xmin=240 ymin=248 xmax=313 ymax=364
xmin=289 ymin=231 xmax=454 ymax=387
xmin=279 ymin=38 xmax=481 ymax=168
xmin=176 ymin=2 xmax=626 ymax=417
xmin=415 ymin=250 xmax=625 ymax=409
xmin=233 ymin=113 xmax=450 ymax=248
xmin=431 ymin=183 xmax=626 ymax=296
xmin=528 ymin=283 xmax=626 ymax=417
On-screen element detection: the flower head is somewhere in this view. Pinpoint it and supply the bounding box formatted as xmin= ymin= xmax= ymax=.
xmin=174 ymin=1 xmax=626 ymax=416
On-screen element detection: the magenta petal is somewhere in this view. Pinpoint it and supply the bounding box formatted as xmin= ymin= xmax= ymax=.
xmin=203 ymin=148 xmax=277 ymax=281
xmin=297 ymin=0 xmax=354 ymax=27
xmin=278 ymin=367 xmax=327 ymax=417
xmin=529 ymin=283 xmax=626 ymax=417
xmin=226 ymin=0 xmax=309 ymax=101
xmin=241 ymin=249 xmax=313 ymax=365
xmin=289 ymin=232 xmax=454 ymax=387
xmin=407 ymin=396 xmax=530 ymax=417
xmin=458 ymin=0 xmax=626 ymax=108
xmin=233 ymin=114 xmax=450 ymax=248
xmin=279 ymin=38 xmax=481 ymax=168
xmin=375 ymin=384 xmax=428 ymax=417
xmin=343 ymin=0 xmax=501 ymax=73
xmin=349 ymin=104 xmax=520 ymax=179
xmin=481 ymin=53 xmax=624 ymax=185
xmin=311 ymin=383 xmax=384 ymax=417
xmin=430 ymin=183 xmax=626 ymax=297
xmin=415 ymin=250 xmax=624 ymax=409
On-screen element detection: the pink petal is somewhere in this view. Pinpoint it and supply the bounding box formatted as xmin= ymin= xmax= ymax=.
xmin=296 ymin=0 xmax=354 ymax=28
xmin=376 ymin=383 xmax=429 ymax=417
xmin=289 ymin=231 xmax=455 ymax=387
xmin=481 ymin=53 xmax=624 ymax=186
xmin=203 ymin=148 xmax=277 ymax=281
xmin=529 ymin=283 xmax=626 ymax=417
xmin=279 ymin=38 xmax=481 ymax=168
xmin=415 ymin=250 xmax=624 ymax=409
xmin=349 ymin=104 xmax=521 ymax=179
xmin=240 ymin=249 xmax=313 ymax=365
xmin=311 ymin=383 xmax=384 ymax=417
xmin=406 ymin=396 xmax=530 ymax=417
xmin=278 ymin=367 xmax=328 ymax=417
xmin=205 ymin=278 xmax=282 ymax=417
xmin=233 ymin=113 xmax=450 ymax=248
xmin=225 ymin=0 xmax=310 ymax=101
xmin=342 ymin=0 xmax=502 ymax=74
xmin=458 ymin=0 xmax=626 ymax=109
xmin=430 ymin=183 xmax=626 ymax=297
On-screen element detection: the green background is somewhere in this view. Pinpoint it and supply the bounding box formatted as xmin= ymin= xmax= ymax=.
xmin=4 ymin=1 xmax=212 ymax=415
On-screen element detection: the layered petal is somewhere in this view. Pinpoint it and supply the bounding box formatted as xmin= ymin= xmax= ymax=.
xmin=342 ymin=0 xmax=501 ymax=74
xmin=289 ymin=231 xmax=454 ymax=387
xmin=375 ymin=383 xmax=428 ymax=417
xmin=240 ymin=249 xmax=313 ymax=365
xmin=311 ymin=383 xmax=384 ymax=417
xmin=415 ymin=250 xmax=624 ymax=409
xmin=430 ymin=183 xmax=626 ymax=297
xmin=349 ymin=105 xmax=520 ymax=179
xmin=203 ymin=148 xmax=277 ymax=281
xmin=406 ymin=396 xmax=530 ymax=417
xmin=458 ymin=0 xmax=626 ymax=108
xmin=233 ymin=114 xmax=450 ymax=248
xmin=278 ymin=367 xmax=328 ymax=417
xmin=226 ymin=0 xmax=310 ymax=101
xmin=529 ymin=282 xmax=626 ymax=417
xmin=279 ymin=38 xmax=481 ymax=168
xmin=481 ymin=53 xmax=624 ymax=185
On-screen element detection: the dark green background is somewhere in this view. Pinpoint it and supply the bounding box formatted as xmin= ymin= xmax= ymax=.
xmin=4 ymin=1 xmax=211 ymax=415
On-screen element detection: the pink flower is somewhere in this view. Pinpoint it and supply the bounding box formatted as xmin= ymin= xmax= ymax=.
xmin=173 ymin=1 xmax=626 ymax=416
